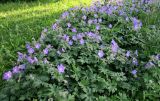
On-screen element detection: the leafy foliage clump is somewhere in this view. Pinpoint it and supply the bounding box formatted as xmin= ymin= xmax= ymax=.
xmin=0 ymin=0 xmax=160 ymax=100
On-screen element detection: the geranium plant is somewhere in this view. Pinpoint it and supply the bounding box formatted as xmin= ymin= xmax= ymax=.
xmin=0 ymin=0 xmax=159 ymax=100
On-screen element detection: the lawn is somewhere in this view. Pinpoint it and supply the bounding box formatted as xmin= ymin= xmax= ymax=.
xmin=0 ymin=0 xmax=92 ymax=83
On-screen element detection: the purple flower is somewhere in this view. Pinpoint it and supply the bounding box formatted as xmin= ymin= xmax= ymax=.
xmin=132 ymin=0 xmax=135 ymax=3
xmin=57 ymin=64 xmax=65 ymax=73
xmin=17 ymin=52 xmax=25 ymax=62
xmin=106 ymin=8 xmax=113 ymax=15
xmin=89 ymin=6 xmax=96 ymax=12
xmin=19 ymin=64 xmax=26 ymax=70
xmin=93 ymin=19 xmax=97 ymax=24
xmin=35 ymin=43 xmax=41 ymax=49
xmin=77 ymin=33 xmax=84 ymax=39
xmin=87 ymin=32 xmax=94 ymax=37
xmin=82 ymin=15 xmax=87 ymax=20
xmin=119 ymin=10 xmax=125 ymax=16
xmin=81 ymin=8 xmax=85 ymax=12
xmin=28 ymin=47 xmax=34 ymax=54
xmin=26 ymin=43 xmax=30 ymax=49
xmin=62 ymin=11 xmax=69 ymax=19
xmin=156 ymin=54 xmax=160 ymax=60
xmin=61 ymin=48 xmax=65 ymax=52
xmin=99 ymin=6 xmax=107 ymax=13
xmin=132 ymin=17 xmax=142 ymax=30
xmin=94 ymin=14 xmax=98 ymax=18
xmin=131 ymin=69 xmax=137 ymax=75
xmin=34 ymin=57 xmax=38 ymax=63
xmin=109 ymin=24 xmax=112 ymax=28
xmin=126 ymin=51 xmax=130 ymax=57
xmin=52 ymin=23 xmax=57 ymax=30
xmin=12 ymin=66 xmax=20 ymax=74
xmin=80 ymin=39 xmax=85 ymax=45
xmin=67 ymin=23 xmax=71 ymax=28
xmin=132 ymin=58 xmax=138 ymax=66
xmin=141 ymin=0 xmax=145 ymax=4
xmin=145 ymin=0 xmax=153 ymax=4
xmin=43 ymin=48 xmax=49 ymax=55
xmin=111 ymin=39 xmax=119 ymax=53
xmin=113 ymin=6 xmax=118 ymax=10
xmin=68 ymin=40 xmax=73 ymax=46
xmin=47 ymin=44 xmax=52 ymax=49
xmin=3 ymin=71 xmax=12 ymax=80
xmin=88 ymin=19 xmax=93 ymax=24
xmin=96 ymin=25 xmax=100 ymax=30
xmin=96 ymin=35 xmax=102 ymax=42
xmin=106 ymin=8 xmax=113 ymax=14
xmin=72 ymin=28 xmax=77 ymax=33
xmin=63 ymin=34 xmax=69 ymax=42
xmin=27 ymin=56 xmax=35 ymax=64
xmin=145 ymin=61 xmax=155 ymax=69
xmin=98 ymin=18 xmax=102 ymax=23
xmin=81 ymin=8 xmax=85 ymax=11
xmin=86 ymin=32 xmax=101 ymax=42
xmin=98 ymin=50 xmax=104 ymax=58
xmin=72 ymin=35 xmax=77 ymax=41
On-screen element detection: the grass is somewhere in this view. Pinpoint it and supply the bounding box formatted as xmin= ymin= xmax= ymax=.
xmin=0 ymin=0 xmax=92 ymax=84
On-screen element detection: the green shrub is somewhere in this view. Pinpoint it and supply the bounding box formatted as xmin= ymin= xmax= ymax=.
xmin=0 ymin=0 xmax=160 ymax=100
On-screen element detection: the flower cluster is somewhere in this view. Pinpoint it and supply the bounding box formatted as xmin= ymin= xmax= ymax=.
xmin=61 ymin=31 xmax=102 ymax=46
xmin=3 ymin=64 xmax=26 ymax=80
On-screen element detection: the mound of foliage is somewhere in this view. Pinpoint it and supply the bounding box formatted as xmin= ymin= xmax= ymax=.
xmin=0 ymin=0 xmax=160 ymax=100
